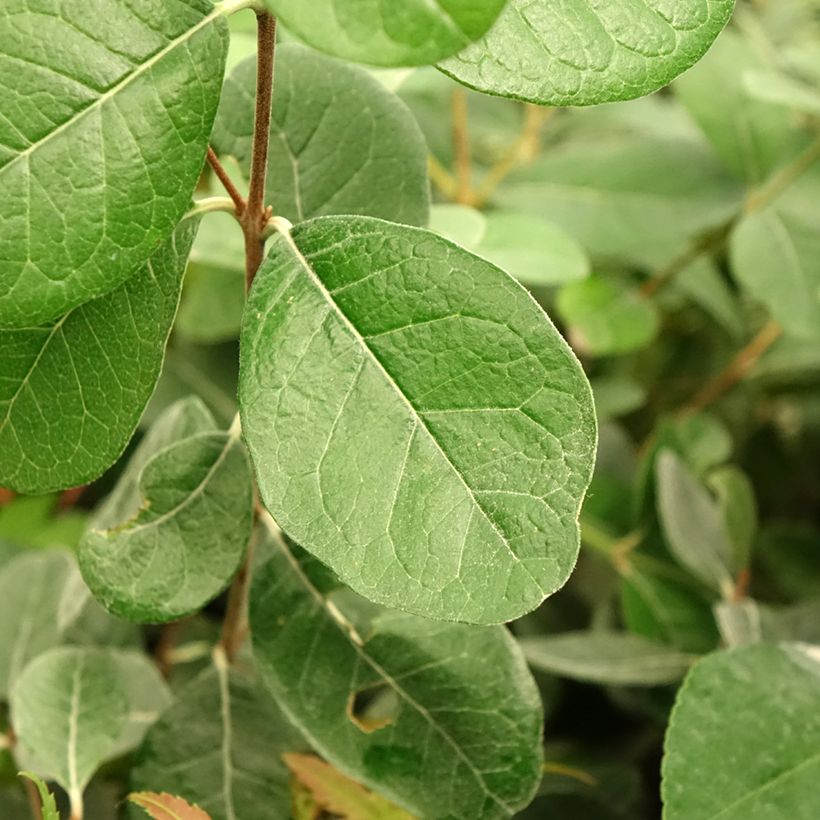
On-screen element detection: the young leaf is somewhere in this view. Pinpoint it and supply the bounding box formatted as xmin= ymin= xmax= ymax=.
xmin=212 ymin=45 xmax=429 ymax=227
xmin=520 ymin=632 xmax=695 ymax=687
xmin=259 ymin=1 xmax=507 ymax=67
xmin=0 ymin=2 xmax=228 ymax=328
xmin=662 ymin=643 xmax=820 ymax=819
xmin=251 ymin=532 xmax=544 ymax=819
xmin=0 ymin=221 xmax=199 ymax=494
xmin=18 ymin=773 xmax=59 ymax=820
xmin=283 ymin=754 xmax=415 ymax=820
xmin=80 ymin=420 xmax=253 ymax=623
xmin=132 ymin=657 xmax=307 ymax=820
xmin=440 ymin=0 xmax=736 ymax=107
xmin=240 ymin=216 xmax=596 ymax=624
xmin=129 ymin=792 xmax=211 ymax=820
xmin=10 ymin=648 xmax=130 ymax=812
xmin=656 ymin=450 xmax=735 ymax=594
xmin=0 ymin=551 xmax=74 ymax=698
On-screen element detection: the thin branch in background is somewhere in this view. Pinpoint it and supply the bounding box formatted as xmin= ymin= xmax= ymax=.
xmin=206 ymin=147 xmax=246 ymax=214
xmin=473 ymin=105 xmax=554 ymax=208
xmin=684 ymin=320 xmax=783 ymax=414
xmin=428 ymin=155 xmax=458 ymax=200
xmin=219 ymin=524 xmax=259 ymax=663
xmin=451 ymin=87 xmax=474 ymax=205
xmin=744 ymin=134 xmax=820 ymax=214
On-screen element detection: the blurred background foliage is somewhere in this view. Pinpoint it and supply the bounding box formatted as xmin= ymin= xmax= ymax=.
xmin=2 ymin=0 xmax=820 ymax=817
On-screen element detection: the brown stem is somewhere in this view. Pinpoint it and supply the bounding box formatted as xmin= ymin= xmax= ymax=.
xmin=239 ymin=11 xmax=277 ymax=291
xmin=219 ymin=526 xmax=258 ymax=663
xmin=452 ymin=88 xmax=474 ymax=205
xmin=685 ymin=320 xmax=783 ymax=414
xmin=153 ymin=620 xmax=183 ymax=679
xmin=744 ymin=135 xmax=820 ymax=214
xmin=23 ymin=777 xmax=43 ymax=820
xmin=206 ymin=147 xmax=246 ymax=214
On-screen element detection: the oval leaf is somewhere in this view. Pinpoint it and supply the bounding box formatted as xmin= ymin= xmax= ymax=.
xmin=240 ymin=215 xmax=596 ymax=624
xmin=80 ymin=422 xmax=254 ymax=623
xmin=440 ymin=0 xmax=736 ymax=107
xmin=132 ymin=656 xmax=307 ymax=820
xmin=250 ymin=527 xmax=544 ymax=820
xmin=212 ymin=44 xmax=429 ymax=226
xmin=130 ymin=793 xmax=211 ymax=820
xmin=260 ymin=1 xmax=507 ymax=67
xmin=0 ymin=2 xmax=228 ymax=327
xmin=662 ymin=643 xmax=820 ymax=819
xmin=0 ymin=221 xmax=199 ymax=494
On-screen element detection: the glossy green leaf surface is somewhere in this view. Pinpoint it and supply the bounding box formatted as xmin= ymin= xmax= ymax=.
xmin=662 ymin=643 xmax=820 ymax=819
xmin=240 ymin=216 xmax=597 ymax=624
xmin=80 ymin=418 xmax=253 ymax=623
xmin=0 ymin=221 xmax=198 ymax=495
xmin=0 ymin=1 xmax=228 ymax=328
xmin=440 ymin=0 xmax=736 ymax=106
xmin=260 ymin=1 xmax=507 ymax=67
xmin=250 ymin=531 xmax=544 ymax=820
xmin=10 ymin=647 xmax=165 ymax=805
xmin=213 ymin=45 xmax=429 ymax=226
xmin=521 ymin=631 xmax=694 ymax=686
xmin=132 ymin=655 xmax=306 ymax=820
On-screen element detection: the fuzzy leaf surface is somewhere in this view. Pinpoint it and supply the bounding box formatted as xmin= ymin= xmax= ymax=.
xmin=240 ymin=216 xmax=596 ymax=624
xmin=0 ymin=1 xmax=227 ymax=327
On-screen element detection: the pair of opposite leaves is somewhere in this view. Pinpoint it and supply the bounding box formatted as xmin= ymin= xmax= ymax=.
xmin=0 ymin=0 xmax=733 ymax=625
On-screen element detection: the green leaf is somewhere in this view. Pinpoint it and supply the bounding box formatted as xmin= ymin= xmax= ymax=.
xmin=589 ymin=377 xmax=647 ymax=421
xmin=0 ymin=551 xmax=75 ymax=698
xmin=708 ymin=466 xmax=757 ymax=571
xmin=240 ymin=216 xmax=596 ymax=624
xmin=730 ymin=172 xmax=820 ymax=341
xmin=0 ymin=1 xmax=228 ymax=328
xmin=674 ymin=30 xmax=807 ymax=181
xmin=18 ymin=773 xmax=59 ymax=820
xmin=743 ymin=68 xmax=820 ymax=118
xmin=132 ymin=656 xmax=307 ymax=820
xmin=212 ymin=44 xmax=429 ymax=226
xmin=0 ymin=221 xmax=199 ymax=494
xmin=260 ymin=1 xmax=506 ymax=67
xmin=440 ymin=0 xmax=736 ymax=106
xmin=662 ymin=643 xmax=820 ymax=819
xmin=9 ymin=647 xmax=163 ymax=810
xmin=520 ymin=632 xmax=695 ymax=687
xmin=557 ymin=276 xmax=659 ymax=357
xmin=250 ymin=529 xmax=545 ymax=820
xmin=80 ymin=419 xmax=253 ymax=623
xmin=496 ymin=136 xmax=741 ymax=269
xmin=656 ymin=450 xmax=735 ymax=594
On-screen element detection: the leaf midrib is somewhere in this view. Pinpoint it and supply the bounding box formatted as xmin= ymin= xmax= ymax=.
xmin=0 ymin=5 xmax=223 ymax=176
xmin=274 ymin=226 xmax=540 ymax=588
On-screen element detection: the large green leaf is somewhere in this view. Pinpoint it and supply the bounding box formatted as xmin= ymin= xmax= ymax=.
xmin=520 ymin=631 xmax=695 ymax=687
xmin=10 ymin=647 xmax=167 ymax=813
xmin=80 ymin=418 xmax=253 ymax=623
xmin=213 ymin=45 xmax=429 ymax=226
xmin=0 ymin=221 xmax=198 ymax=494
xmin=0 ymin=1 xmax=228 ymax=328
xmin=440 ymin=0 xmax=736 ymax=106
xmin=131 ymin=654 xmax=307 ymax=820
xmin=250 ymin=527 xmax=544 ymax=820
xmin=662 ymin=643 xmax=820 ymax=819
xmin=240 ymin=216 xmax=596 ymax=624
xmin=260 ymin=1 xmax=507 ymax=67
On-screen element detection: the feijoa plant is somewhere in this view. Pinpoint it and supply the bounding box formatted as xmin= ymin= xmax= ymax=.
xmin=2 ymin=0 xmax=820 ymax=818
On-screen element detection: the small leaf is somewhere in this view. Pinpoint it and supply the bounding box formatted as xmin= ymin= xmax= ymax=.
xmin=743 ymin=68 xmax=820 ymax=117
xmin=520 ymin=632 xmax=695 ymax=687
xmin=0 ymin=2 xmax=228 ymax=327
xmin=132 ymin=657 xmax=307 ymax=820
xmin=662 ymin=643 xmax=820 ymax=819
xmin=212 ymin=44 xmax=429 ymax=226
xmin=80 ymin=420 xmax=254 ymax=623
xmin=440 ymin=0 xmax=736 ymax=106
xmin=656 ymin=450 xmax=735 ymax=594
xmin=0 ymin=221 xmax=199 ymax=494
xmin=250 ymin=527 xmax=545 ymax=820
xmin=260 ymin=1 xmax=507 ymax=67
xmin=284 ymin=754 xmax=415 ymax=820
xmin=18 ymin=773 xmax=59 ymax=820
xmin=129 ymin=792 xmax=211 ymax=820
xmin=240 ymin=215 xmax=596 ymax=624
